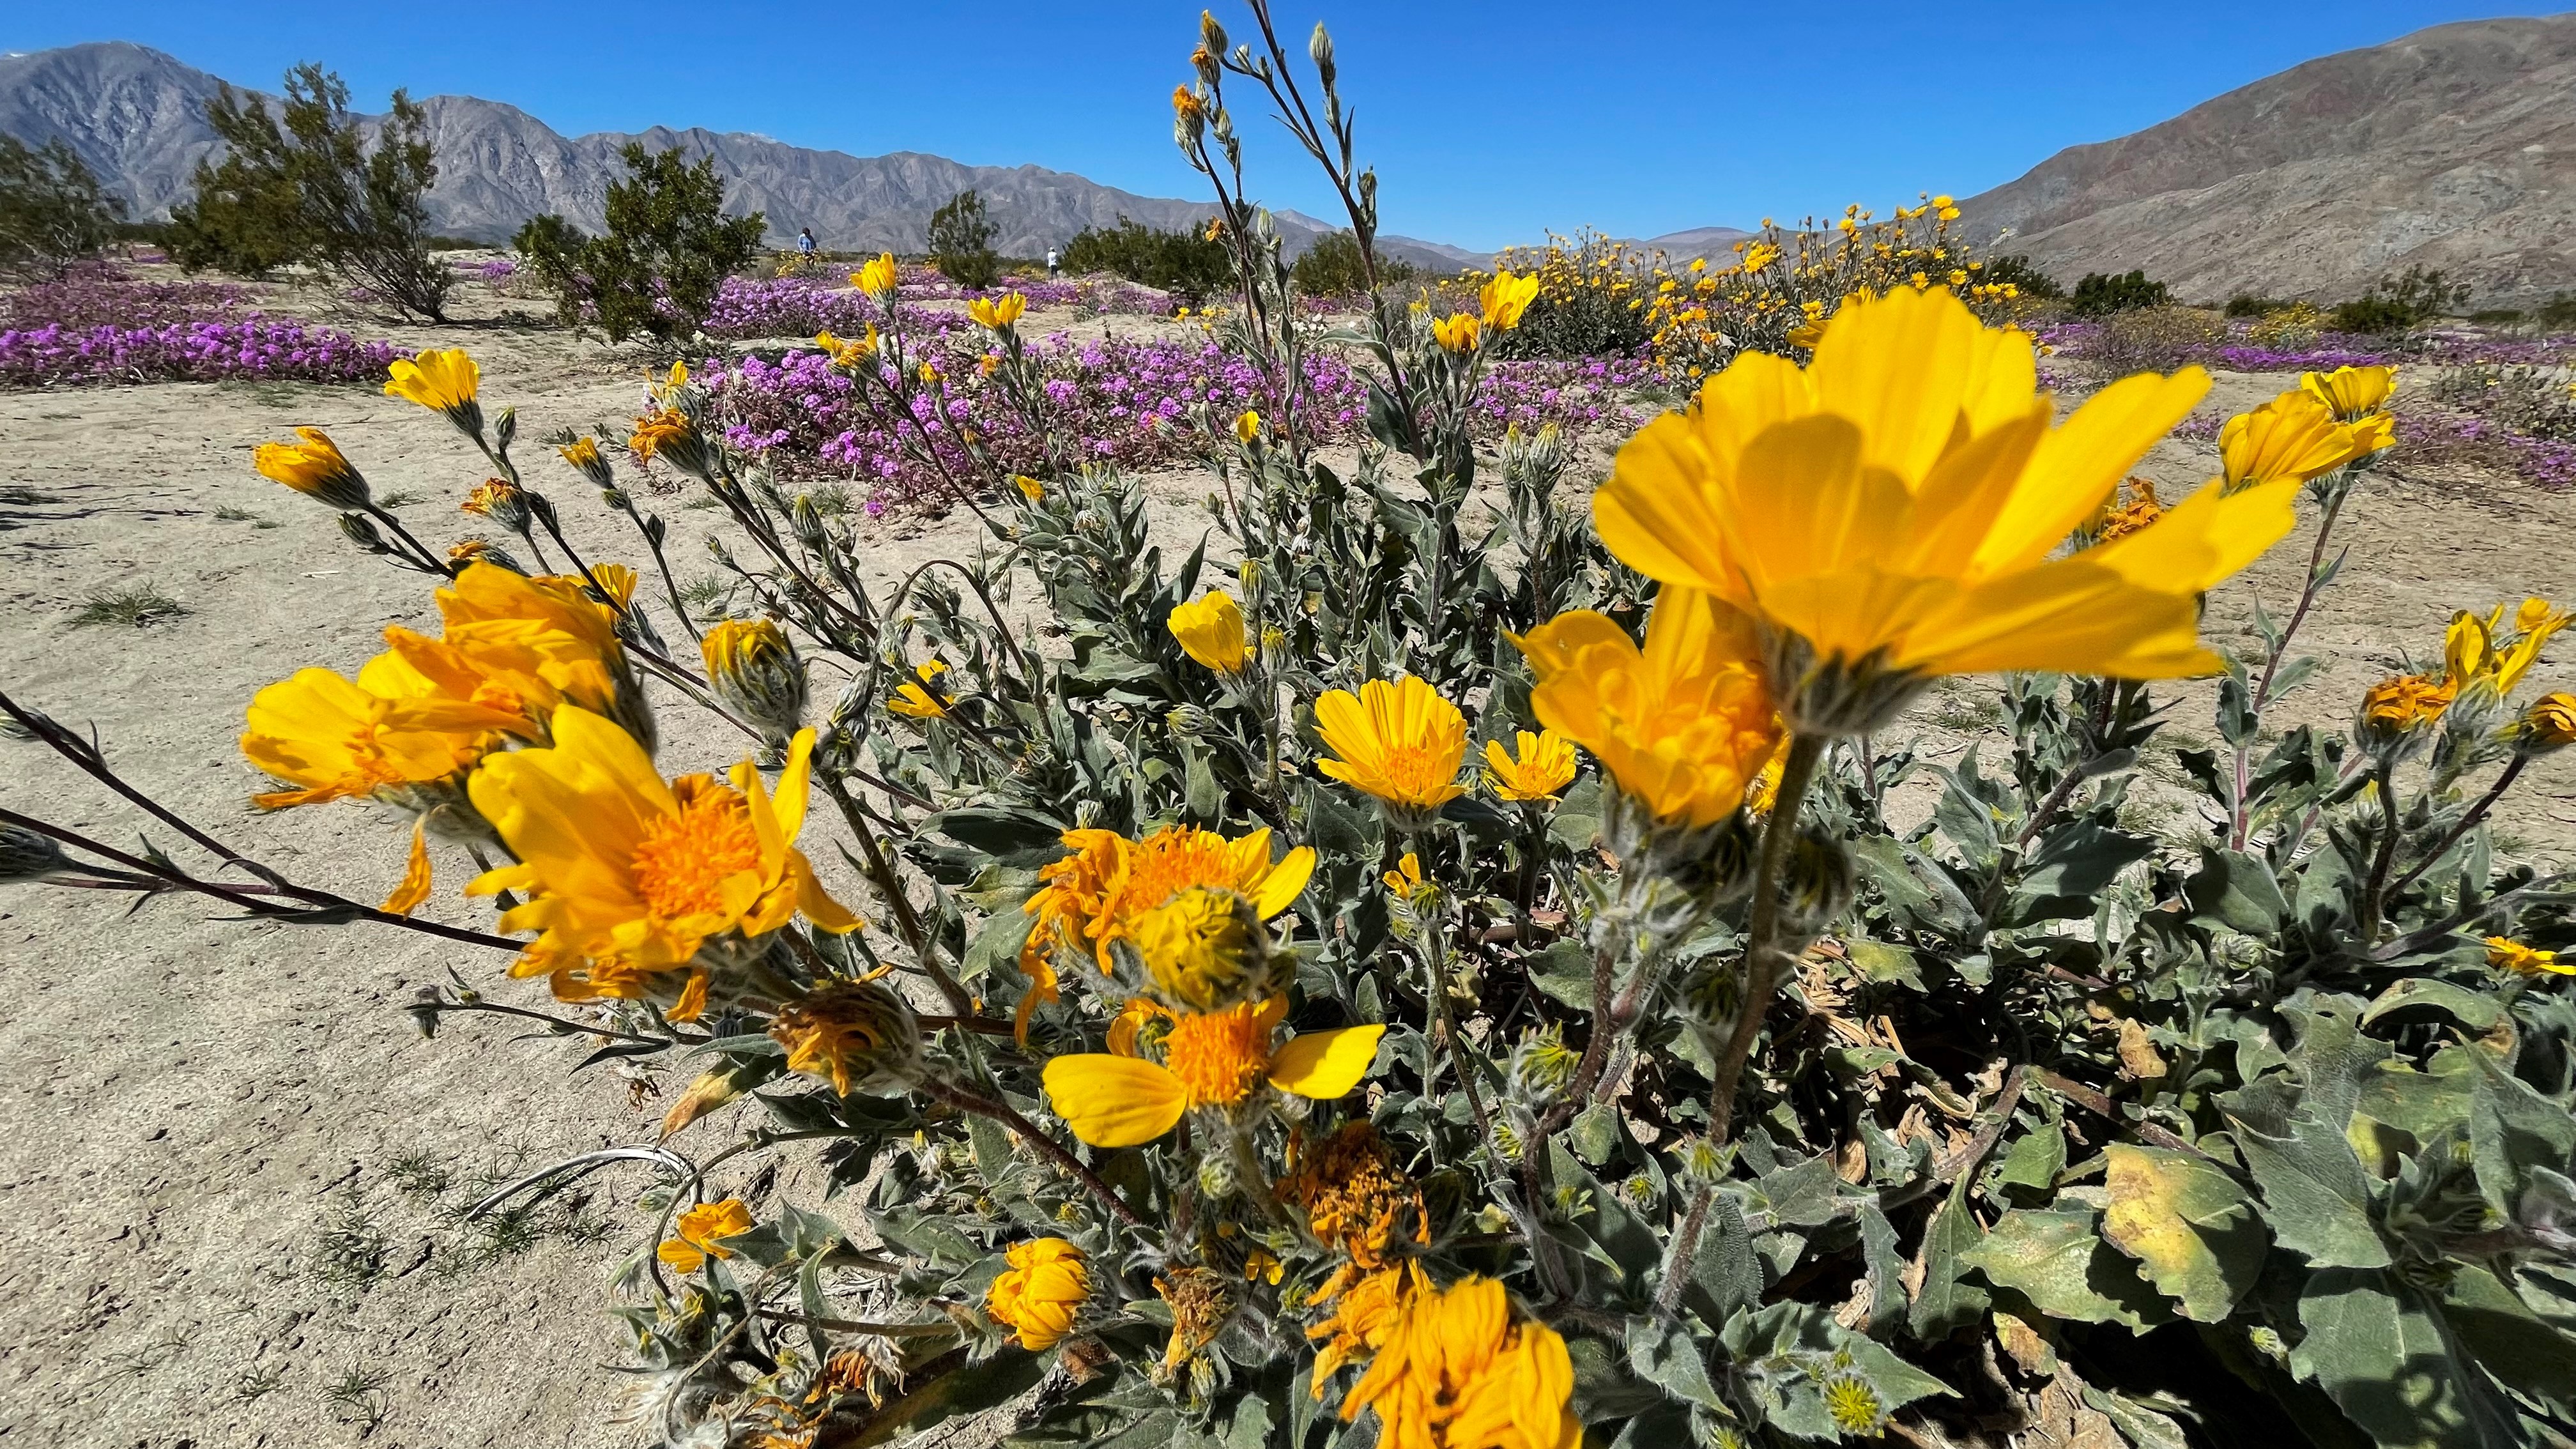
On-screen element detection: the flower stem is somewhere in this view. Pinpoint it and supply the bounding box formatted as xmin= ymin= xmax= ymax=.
xmin=2385 ymin=754 xmax=2527 ymax=905
xmin=921 ymin=1077 xmax=1146 ymax=1230
xmin=1707 ymin=732 xmax=1825 ymax=1145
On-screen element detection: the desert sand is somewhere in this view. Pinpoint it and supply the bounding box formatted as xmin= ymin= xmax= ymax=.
xmin=2 ymin=276 xmax=2570 ymax=1447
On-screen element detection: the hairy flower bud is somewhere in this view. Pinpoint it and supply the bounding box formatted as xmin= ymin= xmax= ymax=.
xmin=1782 ymin=829 xmax=1857 ymax=934
xmin=0 ymin=823 xmax=66 ymax=882
xmin=1134 ymin=887 xmax=1268 ymax=1010
xmin=461 ymin=479 xmax=533 ymax=534
xmin=701 ymin=618 xmax=809 ymax=742
xmin=338 ymin=510 xmax=388 ymax=552
xmin=1196 ymin=1149 xmax=1239 ymax=1201
xmin=1308 ymin=23 xmax=1336 ymax=86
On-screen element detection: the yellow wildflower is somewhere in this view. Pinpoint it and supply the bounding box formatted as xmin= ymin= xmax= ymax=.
xmin=1431 ymin=312 xmax=1482 ymax=354
xmin=239 ymin=661 xmax=522 ymax=809
xmin=770 ymin=979 xmax=912 ymax=1096
xmin=252 ymin=427 xmax=370 ymax=510
xmin=888 ymin=659 xmax=951 ymax=719
xmin=1013 ymin=473 xmax=1045 ymax=501
xmin=1382 ymin=852 xmax=1426 ymax=900
xmin=1280 ymin=1121 xmax=1423 ymax=1268
xmin=383 ymin=348 xmax=480 ymax=428
xmin=1480 ymin=730 xmax=1577 ymax=802
xmin=1314 ymin=677 xmax=1469 ymax=818
xmin=2362 ymin=674 xmax=2455 ymax=734
xmin=2524 ymin=691 xmax=2576 ymax=747
xmin=2301 ymin=364 xmax=2396 ymax=420
xmin=2220 ymin=390 xmax=2386 ymax=489
xmin=1515 ymin=588 xmax=1781 ymax=827
xmin=1595 ymin=286 xmax=2292 ymax=734
xmin=1478 ymin=270 xmax=1540 ymax=331
xmin=1041 ymin=999 xmax=1383 ymax=1147
xmin=2092 ymin=477 xmax=2163 ymax=544
xmin=657 ymin=1198 xmax=754 ymax=1273
xmin=969 ymin=292 xmax=1027 ymax=331
xmin=986 ymin=1238 xmax=1090 ymax=1349
xmin=852 ymin=254 xmax=899 ymax=299
xmin=1235 ymin=408 xmax=1262 ymax=443
xmin=1169 ymin=591 xmax=1250 ymax=674
xmin=1335 ymin=1273 xmax=1579 ymax=1449
xmin=628 ymin=406 xmax=692 ymax=463
xmin=2487 ymin=937 xmax=2571 ymax=977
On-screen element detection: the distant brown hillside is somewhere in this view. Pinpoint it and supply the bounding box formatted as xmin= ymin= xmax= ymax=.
xmin=1954 ymin=13 xmax=2576 ymax=307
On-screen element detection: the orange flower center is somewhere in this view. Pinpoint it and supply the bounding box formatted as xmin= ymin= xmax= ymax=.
xmin=1367 ymin=744 xmax=1455 ymax=801
xmin=631 ymin=777 xmax=762 ymax=921
xmin=1163 ymin=1004 xmax=1271 ymax=1108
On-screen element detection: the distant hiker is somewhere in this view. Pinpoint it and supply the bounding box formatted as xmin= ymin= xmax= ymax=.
xmin=798 ymin=227 xmax=817 ymax=256
xmin=1046 ymin=246 xmax=1061 ymax=278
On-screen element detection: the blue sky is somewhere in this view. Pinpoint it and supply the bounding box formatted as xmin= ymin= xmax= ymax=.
xmin=5 ymin=3 xmax=2554 ymax=249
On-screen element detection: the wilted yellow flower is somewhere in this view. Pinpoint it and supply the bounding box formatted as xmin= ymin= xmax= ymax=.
xmin=1314 ymin=677 xmax=1468 ymax=817
xmin=770 ymin=979 xmax=914 ymax=1096
xmin=1596 ymin=286 xmax=2290 ymax=734
xmin=1013 ymin=473 xmax=1045 ymax=501
xmin=1234 ymin=408 xmax=1262 ymax=443
xmin=1041 ymin=999 xmax=1383 ymax=1147
xmin=253 ymin=427 xmax=371 ymax=510
xmin=1430 ymin=312 xmax=1482 ymax=354
xmin=2524 ymin=691 xmax=2576 ymax=747
xmin=628 ymin=406 xmax=693 ymax=464
xmin=464 ymin=711 xmax=859 ymax=1007
xmin=2361 ymin=673 xmax=2455 ymax=734
xmin=2301 ymin=364 xmax=2396 ymax=421
xmin=2220 ymin=390 xmax=2386 ymax=489
xmin=1482 ymin=730 xmax=1577 ymax=802
xmin=888 ymin=659 xmax=951 ymax=718
xmin=1478 ymin=269 xmax=1540 ymax=331
xmin=815 ymin=326 xmax=878 ymax=367
xmin=656 ymin=1198 xmax=754 ymax=1272
xmin=459 ymin=478 xmax=525 ymax=521
xmin=1784 ymin=318 xmax=1827 ymax=349
xmin=383 ymin=348 xmax=480 ymax=427
xmin=1169 ymin=591 xmax=1250 ymax=674
xmin=2445 ymin=597 xmax=2566 ymax=700
xmin=851 ymin=254 xmax=899 ymax=299
xmin=1280 ymin=1121 xmax=1423 ymax=1268
xmin=2092 ymin=477 xmax=2163 ymax=544
xmin=1334 ymin=1273 xmax=1577 ymax=1449
xmin=1308 ymin=1263 xmax=1416 ymax=1383
xmin=1515 ymin=589 xmax=1781 ymax=827
xmin=986 ymin=1238 xmax=1090 ymax=1349
xmin=1382 ymin=852 xmax=1427 ymax=900
xmin=700 ymin=618 xmax=806 ymax=735
xmin=2487 ymin=937 xmax=2571 ymax=976
xmin=1174 ymin=84 xmax=1206 ymax=122
xmin=969 ymin=291 xmax=1027 ymax=330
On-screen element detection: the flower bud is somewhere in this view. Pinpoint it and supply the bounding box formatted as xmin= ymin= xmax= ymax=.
xmin=1199 ymin=10 xmax=1228 ymax=54
xmin=1308 ymin=23 xmax=1336 ymax=86
xmin=558 ymin=435 xmax=616 ymax=488
xmin=1166 ymin=703 xmax=1215 ymax=737
xmin=1196 ymin=1150 xmax=1239 ymax=1201
xmin=2522 ymin=691 xmax=2576 ymax=751
xmin=0 ymin=823 xmax=66 ymax=882
xmin=769 ymin=979 xmax=923 ymax=1096
xmin=1134 ymin=887 xmax=1268 ymax=1010
xmin=1762 ymin=629 xmax=1929 ymax=738
xmin=701 ymin=618 xmax=808 ymax=742
xmin=338 ymin=511 xmax=388 ymax=552
xmin=254 ymin=427 xmax=372 ymax=510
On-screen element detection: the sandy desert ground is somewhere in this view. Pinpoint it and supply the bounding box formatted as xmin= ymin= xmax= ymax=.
xmin=1 ymin=276 xmax=2570 ymax=1448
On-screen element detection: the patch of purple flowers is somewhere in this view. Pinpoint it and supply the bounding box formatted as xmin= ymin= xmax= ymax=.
xmin=3 ymin=268 xmax=257 ymax=330
xmin=0 ymin=318 xmax=402 ymax=389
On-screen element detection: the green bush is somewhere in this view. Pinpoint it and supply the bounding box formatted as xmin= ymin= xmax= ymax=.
xmin=0 ymin=135 xmax=125 ymax=280
xmin=2333 ymin=264 xmax=2471 ymax=335
xmin=514 ymin=144 xmax=767 ymax=349
xmin=1289 ymin=228 xmax=1411 ymax=298
xmin=2538 ymin=292 xmax=2576 ymax=333
xmin=927 ymin=189 xmax=1002 ymax=290
xmin=169 ymin=64 xmax=450 ymax=320
xmin=1062 ymin=215 xmax=1234 ymax=303
xmin=2069 ymin=269 xmax=2169 ymax=317
xmin=2226 ymin=292 xmax=2288 ymax=318
xmin=1980 ymin=254 xmax=2063 ymax=300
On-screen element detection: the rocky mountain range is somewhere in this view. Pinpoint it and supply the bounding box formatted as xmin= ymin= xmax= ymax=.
xmin=0 ymin=41 xmax=1482 ymax=272
xmin=1952 ymin=13 xmax=2576 ymax=306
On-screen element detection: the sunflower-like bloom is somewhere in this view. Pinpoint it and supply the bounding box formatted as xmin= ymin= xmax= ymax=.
xmin=1431 ymin=312 xmax=1482 ymax=354
xmin=969 ymin=292 xmax=1027 ymax=330
xmin=1479 ymin=270 xmax=1540 ymax=331
xmin=1481 ymin=730 xmax=1577 ymax=802
xmin=2487 ymin=937 xmax=2571 ymax=977
xmin=2301 ymin=364 xmax=2396 ymax=421
xmin=1015 ymin=825 xmax=1316 ymax=1034
xmin=986 ymin=1238 xmax=1090 ymax=1349
xmin=851 ymin=254 xmax=899 ymax=300
xmin=465 ymin=710 xmax=859 ymax=1008
xmin=432 ymin=562 xmax=632 ymax=724
xmin=1131 ymin=887 xmax=1264 ymax=1009
xmin=1595 ymin=286 xmax=2299 ymax=734
xmin=1515 ymin=589 xmax=1781 ymax=827
xmin=1234 ymin=409 xmax=1262 ymax=443
xmin=241 ymin=660 xmax=525 ymax=809
xmin=1041 ymin=999 xmax=1384 ymax=1147
xmin=2220 ymin=390 xmax=2387 ymax=489
xmin=2525 ymin=692 xmax=2576 ymax=749
xmin=815 ymin=326 xmax=879 ymax=367
xmin=1315 ymin=677 xmax=1468 ymax=819
xmin=2446 ymin=597 xmax=2567 ymax=701
xmin=656 ymin=1197 xmax=755 ymax=1272
xmin=1309 ymin=1263 xmax=1418 ymax=1383
xmin=1335 ymin=1273 xmax=1579 ymax=1449
xmin=769 ymin=979 xmax=917 ymax=1096
xmin=702 ymin=618 xmax=808 ymax=739
xmin=1280 ymin=1122 xmax=1424 ymax=1268
xmin=1169 ymin=591 xmax=1250 ymax=674
xmin=2090 ymin=478 xmax=2162 ymax=545
xmin=384 ymin=348 xmax=482 ymax=434
xmin=887 ymin=659 xmax=952 ymax=719
xmin=254 ymin=427 xmax=371 ymax=510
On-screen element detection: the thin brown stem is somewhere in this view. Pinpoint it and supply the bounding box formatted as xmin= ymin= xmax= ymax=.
xmin=1708 ymin=733 xmax=1827 ymax=1144
xmin=921 ymin=1077 xmax=1144 ymax=1230
xmin=2386 ymin=755 xmax=2527 ymax=904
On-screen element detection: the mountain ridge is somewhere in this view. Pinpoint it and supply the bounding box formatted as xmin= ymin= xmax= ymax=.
xmin=0 ymin=42 xmax=1485 ymax=272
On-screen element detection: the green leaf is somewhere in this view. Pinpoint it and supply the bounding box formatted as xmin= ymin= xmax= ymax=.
xmin=2292 ymin=1270 xmax=2522 ymax=1449
xmin=2439 ymin=1262 xmax=2576 ymax=1413
xmin=1527 ymin=939 xmax=1597 ymax=1010
xmin=1908 ymin=1182 xmax=1990 ymax=1341
xmin=2361 ymin=977 xmax=2504 ymax=1036
xmin=2467 ymin=1049 xmax=2576 ymax=1218
xmin=1859 ymin=1202 xmax=1906 ymax=1336
xmin=1961 ymin=1208 xmax=2161 ymax=1329
xmin=1572 ymin=1105 xmax=1621 ymax=1167
xmin=1993 ymin=1121 xmax=2066 ymax=1202
xmin=1182 ymin=740 xmax=1220 ymax=820
xmin=2099 ymin=1144 xmax=2267 ymax=1322
xmin=930 ymin=806 xmax=1071 ymax=867
xmin=1845 ymin=939 xmax=1926 ymax=990
xmin=1625 ymin=1317 xmax=1722 ymax=1407
xmin=2184 ymin=847 xmax=2291 ymax=933
xmin=1690 ymin=1195 xmax=1765 ymax=1324
xmin=2229 ymin=1116 xmax=2392 ymax=1269
xmin=2014 ymin=823 xmax=2154 ymax=904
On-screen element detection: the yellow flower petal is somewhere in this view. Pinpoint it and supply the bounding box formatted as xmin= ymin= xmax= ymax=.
xmin=1267 ymin=1024 xmax=1386 ymax=1099
xmin=1042 ymin=1054 xmax=1190 ymax=1146
xmin=382 ymin=817 xmax=434 ymax=916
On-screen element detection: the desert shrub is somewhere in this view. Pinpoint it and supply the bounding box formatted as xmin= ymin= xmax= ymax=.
xmin=926 ymin=188 xmax=1002 ymax=290
xmin=2069 ymin=268 xmax=2170 ymax=316
xmin=514 ymin=144 xmax=767 ymax=349
xmin=1977 ymin=252 xmax=2062 ymax=300
xmin=2540 ymin=292 xmax=2576 ymax=332
xmin=1287 ymin=227 xmax=1411 ymax=300
xmin=2225 ymin=291 xmax=2287 ymax=318
xmin=0 ymin=135 xmax=125 ymax=281
xmin=1476 ymin=230 xmax=1652 ymax=358
xmin=2246 ymin=300 xmax=2326 ymax=351
xmin=1063 ymin=215 xmax=1234 ymax=303
xmin=2334 ymin=264 xmax=2472 ymax=335
xmin=2078 ymin=304 xmax=2224 ymax=373
xmin=168 ymin=64 xmax=451 ymax=321
xmin=2432 ymin=362 xmax=2576 ymax=443
xmin=9 ymin=13 xmax=2576 ymax=1449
